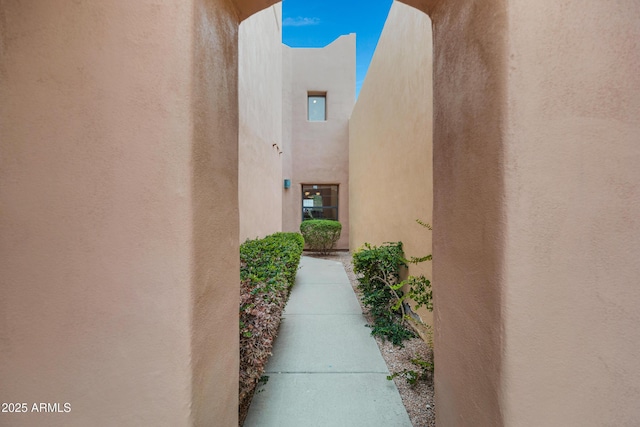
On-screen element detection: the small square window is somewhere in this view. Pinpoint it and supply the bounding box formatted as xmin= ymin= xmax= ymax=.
xmin=308 ymin=94 xmax=326 ymax=121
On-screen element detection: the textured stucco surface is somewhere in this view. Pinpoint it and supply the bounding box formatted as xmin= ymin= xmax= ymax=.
xmin=191 ymin=0 xmax=241 ymax=425
xmin=430 ymin=1 xmax=508 ymax=425
xmin=281 ymin=44 xmax=296 ymax=236
xmin=235 ymin=0 xmax=279 ymax=21
xmin=1 ymin=0 xmax=242 ymax=425
xmin=282 ymin=35 xmax=355 ymax=249
xmin=0 ymin=1 xmax=195 ymax=425
xmin=349 ymin=2 xmax=433 ymax=322
xmin=239 ymin=4 xmax=283 ymax=242
xmin=430 ymin=0 xmax=640 ymax=425
xmin=502 ymin=1 xmax=640 ymax=425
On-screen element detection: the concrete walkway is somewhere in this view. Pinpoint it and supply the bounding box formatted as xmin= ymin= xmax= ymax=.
xmin=244 ymin=256 xmax=412 ymax=427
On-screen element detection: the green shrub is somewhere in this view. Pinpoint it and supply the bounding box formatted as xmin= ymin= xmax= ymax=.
xmin=299 ymin=219 xmax=342 ymax=254
xmin=352 ymin=242 xmax=416 ymax=346
xmin=352 ymin=221 xmax=434 ymax=348
xmin=240 ymin=232 xmax=304 ymax=289
xmin=239 ymin=232 xmax=304 ymax=423
xmin=357 ymin=220 xmax=434 ymax=387
xmin=396 ymin=220 xmax=433 ymax=314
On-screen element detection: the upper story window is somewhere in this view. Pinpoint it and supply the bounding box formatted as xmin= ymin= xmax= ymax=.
xmin=308 ymin=93 xmax=326 ymax=121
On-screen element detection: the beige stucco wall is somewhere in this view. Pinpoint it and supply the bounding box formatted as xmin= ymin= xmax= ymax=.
xmin=501 ymin=1 xmax=640 ymax=425
xmin=1 ymin=0 xmax=240 ymax=425
xmin=191 ymin=0 xmax=241 ymax=424
xmin=349 ymin=2 xmax=433 ymax=322
xmin=430 ymin=0 xmax=640 ymax=425
xmin=239 ymin=4 xmax=283 ymax=242
xmin=281 ymin=44 xmax=296 ymax=235
xmin=430 ymin=1 xmax=508 ymax=425
xmin=282 ymin=35 xmax=355 ymax=249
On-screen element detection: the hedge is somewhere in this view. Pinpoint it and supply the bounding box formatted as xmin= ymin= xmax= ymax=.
xmin=299 ymin=219 xmax=342 ymax=254
xmin=239 ymin=232 xmax=304 ymax=423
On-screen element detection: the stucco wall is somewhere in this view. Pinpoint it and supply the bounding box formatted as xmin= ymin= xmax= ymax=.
xmin=239 ymin=4 xmax=283 ymax=242
xmin=282 ymin=45 xmax=296 ymax=234
xmin=502 ymin=1 xmax=640 ymax=425
xmin=283 ymin=35 xmax=355 ymax=249
xmin=0 ymin=0 xmax=241 ymax=425
xmin=430 ymin=0 xmax=640 ymax=425
xmin=430 ymin=1 xmax=508 ymax=425
xmin=349 ymin=2 xmax=433 ymax=322
xmin=190 ymin=0 xmax=241 ymax=425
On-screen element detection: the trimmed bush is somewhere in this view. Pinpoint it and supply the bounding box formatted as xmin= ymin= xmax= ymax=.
xmin=299 ymin=219 xmax=342 ymax=254
xmin=239 ymin=232 xmax=304 ymax=424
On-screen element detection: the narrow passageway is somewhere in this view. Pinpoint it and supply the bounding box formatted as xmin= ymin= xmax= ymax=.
xmin=244 ymin=256 xmax=411 ymax=427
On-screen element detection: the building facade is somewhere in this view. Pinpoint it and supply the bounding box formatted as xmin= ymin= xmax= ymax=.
xmin=239 ymin=20 xmax=354 ymax=250
xmin=282 ymin=35 xmax=355 ymax=249
xmin=239 ymin=4 xmax=284 ymax=242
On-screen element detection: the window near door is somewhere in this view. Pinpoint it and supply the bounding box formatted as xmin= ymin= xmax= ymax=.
xmin=302 ymin=184 xmax=338 ymax=221
xmin=308 ymin=93 xmax=326 ymax=121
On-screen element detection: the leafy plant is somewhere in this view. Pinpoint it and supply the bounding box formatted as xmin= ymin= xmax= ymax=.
xmin=382 ymin=220 xmax=435 ymax=386
xmin=381 ymin=221 xmax=434 ymax=321
xmin=353 ymin=220 xmax=434 ymax=348
xmin=387 ymin=355 xmax=434 ymax=386
xmin=352 ymin=242 xmax=416 ymax=346
xmin=399 ymin=275 xmax=432 ymax=312
xmin=239 ymin=232 xmax=304 ymax=424
xmin=299 ymin=219 xmax=342 ymax=254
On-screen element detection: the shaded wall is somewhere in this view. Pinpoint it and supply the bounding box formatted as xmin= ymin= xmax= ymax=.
xmin=349 ymin=2 xmax=433 ymax=322
xmin=282 ymin=44 xmax=296 ymax=235
xmin=430 ymin=0 xmax=640 ymax=425
xmin=282 ymin=35 xmax=355 ymax=249
xmin=429 ymin=0 xmax=509 ymax=424
xmin=239 ymin=4 xmax=283 ymax=242
xmin=190 ymin=0 xmax=241 ymax=424
xmin=0 ymin=0 xmax=241 ymax=425
xmin=501 ymin=1 xmax=640 ymax=425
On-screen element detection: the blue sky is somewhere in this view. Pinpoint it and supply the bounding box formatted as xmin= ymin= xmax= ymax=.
xmin=282 ymin=0 xmax=394 ymax=98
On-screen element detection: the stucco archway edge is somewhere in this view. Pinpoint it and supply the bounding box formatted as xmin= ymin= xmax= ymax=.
xmin=235 ymin=0 xmax=437 ymax=21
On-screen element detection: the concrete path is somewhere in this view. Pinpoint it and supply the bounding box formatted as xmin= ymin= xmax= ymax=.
xmin=244 ymin=256 xmax=412 ymax=427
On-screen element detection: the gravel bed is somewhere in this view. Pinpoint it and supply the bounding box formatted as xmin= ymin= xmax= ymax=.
xmin=306 ymin=251 xmax=435 ymax=427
